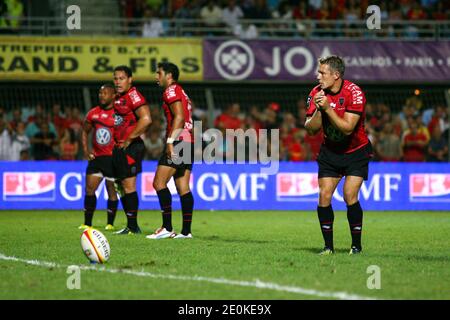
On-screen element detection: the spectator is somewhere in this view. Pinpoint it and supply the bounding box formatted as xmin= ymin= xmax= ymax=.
xmin=247 ymin=106 xmax=264 ymax=132
xmin=65 ymin=107 xmax=83 ymax=136
xmin=10 ymin=121 xmax=30 ymax=161
xmin=174 ymin=0 xmax=199 ymax=19
xmin=168 ymin=0 xmax=188 ymax=17
xmin=387 ymin=1 xmax=403 ymax=37
xmin=304 ymin=129 xmax=323 ymax=160
xmin=27 ymin=103 xmax=45 ymax=123
xmin=292 ymin=1 xmax=309 ymax=36
xmin=401 ymin=119 xmax=428 ymax=162
xmin=427 ymin=125 xmax=448 ymax=162
xmin=130 ymin=0 xmax=147 ymax=34
xmin=142 ymin=7 xmax=164 ymax=37
xmin=222 ymin=0 xmax=244 ymax=29
xmin=343 ymin=0 xmax=361 ymax=37
xmin=308 ymin=0 xmax=322 ymax=11
xmin=25 ymin=114 xmax=57 ymax=140
xmin=375 ymin=123 xmax=402 ymax=161
xmin=296 ymin=99 xmax=307 ymax=128
xmin=245 ymin=0 xmax=272 ymax=20
xmin=200 ymin=0 xmax=223 ymax=31
xmin=406 ymin=0 xmax=427 ymax=20
xmin=51 ymin=103 xmax=66 ymax=137
xmin=59 ymin=128 xmax=79 ymax=160
xmin=289 ymin=129 xmax=308 ymax=161
xmin=427 ymin=105 xmax=448 ymax=136
xmin=233 ymin=21 xmax=259 ymax=39
xmin=398 ymin=104 xmax=417 ymax=131
xmin=431 ymin=1 xmax=448 ymax=21
xmin=31 ymin=122 xmax=58 ymax=160
xmin=270 ymin=0 xmax=293 ymax=36
xmin=8 ymin=108 xmax=22 ymax=131
xmin=214 ymin=103 xmax=243 ymax=130
xmin=0 ymin=111 xmax=12 ymax=160
xmin=19 ymin=149 xmax=30 ymax=160
xmin=144 ymin=128 xmax=164 ymax=160
xmin=0 ymin=0 xmax=23 ymax=33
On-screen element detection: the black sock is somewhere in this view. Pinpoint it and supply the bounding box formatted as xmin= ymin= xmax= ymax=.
xmin=84 ymin=195 xmax=97 ymax=226
xmin=180 ymin=192 xmax=194 ymax=235
xmin=347 ymin=201 xmax=363 ymax=250
xmin=107 ymin=199 xmax=118 ymax=225
xmin=317 ymin=205 xmax=334 ymax=250
xmin=122 ymin=192 xmax=139 ymax=231
xmin=157 ymin=188 xmax=172 ymax=231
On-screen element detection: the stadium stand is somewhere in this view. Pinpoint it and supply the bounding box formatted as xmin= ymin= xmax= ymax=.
xmin=0 ymin=0 xmax=448 ymax=161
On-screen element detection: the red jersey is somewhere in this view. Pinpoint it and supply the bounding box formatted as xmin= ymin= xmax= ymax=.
xmin=162 ymin=83 xmax=193 ymax=142
xmin=113 ymin=86 xmax=147 ymax=143
xmin=214 ymin=113 xmax=242 ymax=130
xmin=306 ymin=80 xmax=368 ymax=154
xmin=85 ymin=106 xmax=115 ymax=157
xmin=402 ymin=131 xmax=427 ymax=162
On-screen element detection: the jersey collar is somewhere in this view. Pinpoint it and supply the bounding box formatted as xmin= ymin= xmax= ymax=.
xmin=325 ymin=80 xmax=344 ymax=96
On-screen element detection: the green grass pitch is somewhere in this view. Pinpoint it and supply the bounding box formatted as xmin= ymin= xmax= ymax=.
xmin=0 ymin=210 xmax=449 ymax=300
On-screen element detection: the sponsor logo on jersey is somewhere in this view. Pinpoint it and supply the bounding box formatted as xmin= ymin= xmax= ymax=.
xmin=129 ymin=90 xmax=142 ymax=104
xmin=276 ymin=173 xmax=318 ymax=201
xmin=115 ymin=98 xmax=127 ymax=107
xmin=410 ymin=174 xmax=450 ymax=202
xmin=114 ymin=114 xmax=124 ymax=126
xmin=166 ymin=87 xmax=177 ymax=99
xmin=3 ymin=172 xmax=56 ymax=201
xmin=96 ymin=127 xmax=112 ymax=145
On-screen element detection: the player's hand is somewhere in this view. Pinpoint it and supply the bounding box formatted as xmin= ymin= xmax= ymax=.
xmin=84 ymin=151 xmax=95 ymax=161
xmin=314 ymin=91 xmax=324 ymax=110
xmin=316 ymin=91 xmax=330 ymax=111
xmin=166 ymin=143 xmax=174 ymax=160
xmin=118 ymin=139 xmax=131 ymax=149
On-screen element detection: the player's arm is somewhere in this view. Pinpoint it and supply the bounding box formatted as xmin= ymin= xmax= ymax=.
xmin=304 ymin=107 xmax=322 ymax=135
xmin=166 ymin=100 xmax=185 ymax=159
xmin=324 ymin=109 xmax=360 ymax=136
xmin=316 ymin=88 xmax=363 ymax=135
xmin=123 ymin=104 xmax=152 ymax=148
xmin=304 ymin=92 xmax=322 ymax=135
xmin=81 ymin=120 xmax=94 ymax=160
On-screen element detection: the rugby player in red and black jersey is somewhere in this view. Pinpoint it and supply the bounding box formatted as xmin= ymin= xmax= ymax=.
xmin=112 ymin=66 xmax=152 ymax=235
xmin=146 ymin=62 xmax=195 ymax=240
xmin=80 ymin=84 xmax=118 ymax=230
xmin=305 ymin=56 xmax=373 ymax=255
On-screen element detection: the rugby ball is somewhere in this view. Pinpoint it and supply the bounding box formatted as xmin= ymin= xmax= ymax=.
xmin=80 ymin=228 xmax=110 ymax=263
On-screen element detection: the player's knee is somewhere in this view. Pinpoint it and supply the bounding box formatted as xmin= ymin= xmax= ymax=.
xmin=85 ymin=185 xmax=96 ymax=195
xmin=343 ymin=192 xmax=358 ymax=205
xmin=176 ymin=186 xmax=190 ymax=196
xmin=153 ymin=179 xmax=166 ymax=192
xmin=319 ymin=189 xmax=333 ymax=206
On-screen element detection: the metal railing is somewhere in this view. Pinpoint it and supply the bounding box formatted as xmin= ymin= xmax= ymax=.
xmin=0 ymin=17 xmax=449 ymax=40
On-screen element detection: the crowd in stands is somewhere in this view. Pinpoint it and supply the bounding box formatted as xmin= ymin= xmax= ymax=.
xmin=1 ymin=0 xmax=447 ymax=37
xmin=0 ymin=93 xmax=448 ymax=162
xmin=120 ymin=0 xmax=449 ymax=38
xmin=0 ymin=0 xmax=23 ymax=33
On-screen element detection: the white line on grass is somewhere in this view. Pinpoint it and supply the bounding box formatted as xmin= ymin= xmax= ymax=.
xmin=0 ymin=253 xmax=376 ymax=300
